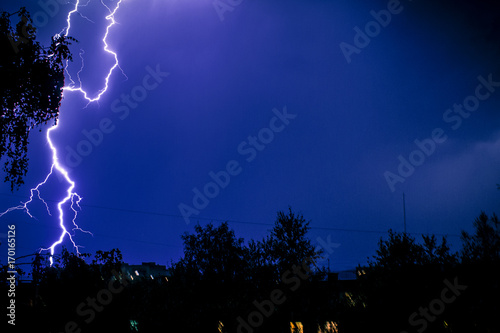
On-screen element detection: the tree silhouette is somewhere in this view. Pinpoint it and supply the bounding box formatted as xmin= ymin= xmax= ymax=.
xmin=0 ymin=8 xmax=75 ymax=190
xmin=262 ymin=207 xmax=321 ymax=279
xmin=252 ymin=208 xmax=323 ymax=333
xmin=165 ymin=210 xmax=323 ymax=333
xmin=8 ymin=248 xmax=129 ymax=333
xmin=461 ymin=211 xmax=500 ymax=263
xmin=177 ymin=222 xmax=248 ymax=282
xmin=91 ymin=248 xmax=124 ymax=280
xmin=341 ymin=231 xmax=458 ymax=333
xmin=169 ymin=222 xmax=251 ymax=332
xmin=370 ymin=230 xmax=457 ymax=268
xmin=454 ymin=212 xmax=500 ymax=333
xmin=10 ymin=209 xmax=500 ymax=333
xmin=340 ymin=211 xmax=500 ymax=333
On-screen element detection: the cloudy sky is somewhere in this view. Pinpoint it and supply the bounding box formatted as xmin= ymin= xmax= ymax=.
xmin=1 ymin=0 xmax=499 ymax=271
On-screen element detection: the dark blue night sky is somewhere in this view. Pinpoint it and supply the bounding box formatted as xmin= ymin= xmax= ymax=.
xmin=1 ymin=0 xmax=499 ymax=271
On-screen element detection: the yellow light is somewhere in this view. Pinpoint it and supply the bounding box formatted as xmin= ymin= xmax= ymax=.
xmin=290 ymin=322 xmax=304 ymax=333
xmin=319 ymin=321 xmax=339 ymax=333
xmin=344 ymin=292 xmax=356 ymax=307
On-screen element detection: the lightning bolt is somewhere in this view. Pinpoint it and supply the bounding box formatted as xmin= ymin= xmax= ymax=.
xmin=40 ymin=124 xmax=87 ymax=265
xmin=63 ymin=0 xmax=126 ymax=102
xmin=0 ymin=169 xmax=53 ymax=219
xmin=1 ymin=0 xmax=125 ymax=265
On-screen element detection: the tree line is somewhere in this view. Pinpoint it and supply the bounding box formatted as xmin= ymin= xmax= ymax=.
xmin=1 ymin=8 xmax=499 ymax=333
xmin=1 ymin=207 xmax=499 ymax=333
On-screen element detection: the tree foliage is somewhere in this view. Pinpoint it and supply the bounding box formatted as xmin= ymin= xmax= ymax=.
xmin=168 ymin=209 xmax=322 ymax=332
xmin=461 ymin=211 xmax=500 ymax=263
xmin=261 ymin=207 xmax=321 ymax=278
xmin=342 ymin=212 xmax=500 ymax=333
xmin=168 ymin=222 xmax=251 ymax=332
xmin=4 ymin=209 xmax=500 ymax=333
xmin=0 ymin=8 xmax=75 ymax=190
xmin=176 ymin=222 xmax=248 ymax=282
xmin=369 ymin=230 xmax=457 ymax=269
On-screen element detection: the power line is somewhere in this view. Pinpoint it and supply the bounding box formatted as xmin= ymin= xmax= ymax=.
xmin=0 ymin=217 xmax=180 ymax=249
xmin=0 ymin=193 xmax=461 ymax=238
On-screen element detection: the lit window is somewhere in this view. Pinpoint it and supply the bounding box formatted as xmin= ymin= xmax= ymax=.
xmin=318 ymin=321 xmax=339 ymax=333
xmin=290 ymin=322 xmax=304 ymax=333
xmin=345 ymin=292 xmax=356 ymax=307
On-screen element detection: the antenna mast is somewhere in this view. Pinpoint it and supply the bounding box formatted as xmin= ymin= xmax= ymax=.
xmin=403 ymin=193 xmax=407 ymax=233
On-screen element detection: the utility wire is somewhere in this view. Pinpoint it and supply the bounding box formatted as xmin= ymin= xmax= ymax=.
xmin=0 ymin=193 xmax=461 ymax=237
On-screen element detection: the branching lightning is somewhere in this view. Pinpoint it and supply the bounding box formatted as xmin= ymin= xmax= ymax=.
xmin=63 ymin=0 xmax=126 ymax=103
xmin=0 ymin=169 xmax=53 ymax=219
xmin=1 ymin=0 xmax=125 ymax=265
xmin=40 ymin=124 xmax=86 ymax=264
